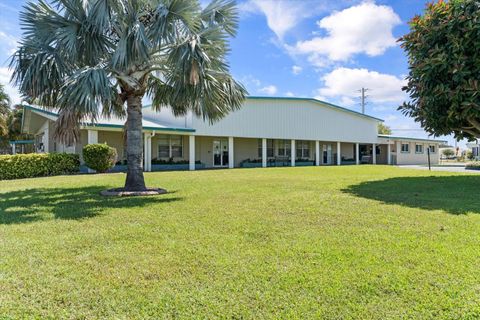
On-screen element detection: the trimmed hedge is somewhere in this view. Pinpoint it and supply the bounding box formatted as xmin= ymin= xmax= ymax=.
xmin=83 ymin=144 xmax=117 ymax=173
xmin=466 ymin=161 xmax=480 ymax=170
xmin=0 ymin=153 xmax=80 ymax=180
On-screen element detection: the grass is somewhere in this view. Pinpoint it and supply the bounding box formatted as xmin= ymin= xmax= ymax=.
xmin=1 ymin=166 xmax=480 ymax=319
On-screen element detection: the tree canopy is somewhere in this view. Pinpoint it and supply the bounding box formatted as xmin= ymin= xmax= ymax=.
xmin=378 ymin=123 xmax=392 ymax=135
xmin=399 ymin=0 xmax=480 ymax=141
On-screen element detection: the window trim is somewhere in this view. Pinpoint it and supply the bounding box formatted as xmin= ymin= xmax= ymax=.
xmin=429 ymin=145 xmax=436 ymax=153
xmin=401 ymin=143 xmax=410 ymax=153
xmin=277 ymin=139 xmax=291 ymax=157
xmin=415 ymin=144 xmax=424 ymax=154
xmin=157 ymin=135 xmax=184 ymax=159
xmin=296 ymin=140 xmax=311 ymax=159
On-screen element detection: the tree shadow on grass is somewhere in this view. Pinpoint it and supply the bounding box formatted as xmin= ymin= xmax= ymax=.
xmin=343 ymin=175 xmax=480 ymax=215
xmin=0 ymin=186 xmax=182 ymax=224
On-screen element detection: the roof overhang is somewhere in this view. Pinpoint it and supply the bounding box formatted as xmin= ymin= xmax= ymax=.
xmin=378 ymin=134 xmax=447 ymax=144
xmin=21 ymin=104 xmax=195 ymax=133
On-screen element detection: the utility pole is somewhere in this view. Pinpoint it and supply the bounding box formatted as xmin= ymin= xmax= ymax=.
xmin=358 ymin=88 xmax=369 ymax=114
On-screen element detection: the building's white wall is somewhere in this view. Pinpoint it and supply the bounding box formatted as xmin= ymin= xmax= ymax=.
xmin=396 ymin=141 xmax=440 ymax=165
xmin=190 ymin=99 xmax=379 ymax=143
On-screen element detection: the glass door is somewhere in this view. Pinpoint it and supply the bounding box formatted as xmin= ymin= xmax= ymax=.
xmin=213 ymin=139 xmax=229 ymax=167
xmin=323 ymin=144 xmax=332 ymax=164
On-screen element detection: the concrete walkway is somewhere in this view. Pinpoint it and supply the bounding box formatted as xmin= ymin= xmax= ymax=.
xmin=398 ymin=164 xmax=480 ymax=174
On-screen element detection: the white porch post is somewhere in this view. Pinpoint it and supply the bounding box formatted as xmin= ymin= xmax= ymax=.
xmin=262 ymin=138 xmax=267 ymax=168
xmin=337 ymin=141 xmax=341 ymax=165
xmin=87 ymin=130 xmax=98 ymax=173
xmin=291 ymin=139 xmax=296 ymax=167
xmin=189 ymin=135 xmax=196 ymax=171
xmin=387 ymin=143 xmax=392 ymax=165
xmin=11 ymin=143 xmax=16 ymax=155
xmin=228 ymin=136 xmax=234 ymax=169
xmin=144 ymin=132 xmax=152 ymax=172
xmin=372 ymin=143 xmax=377 ymax=164
xmin=44 ymin=125 xmax=50 ymax=153
xmin=356 ymin=143 xmax=360 ymax=165
xmin=315 ymin=141 xmax=320 ymax=166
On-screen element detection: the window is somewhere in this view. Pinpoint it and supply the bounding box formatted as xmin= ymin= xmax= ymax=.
xmin=158 ymin=136 xmax=170 ymax=158
xmin=158 ymin=135 xmax=183 ymax=158
xmin=415 ymin=144 xmax=424 ymax=153
xmin=171 ymin=136 xmax=183 ymax=157
xmin=296 ymin=140 xmax=310 ymax=158
xmin=277 ymin=140 xmax=291 ymax=157
xmin=401 ymin=143 xmax=410 ymax=153
xmin=429 ymin=145 xmax=436 ymax=153
xmin=257 ymin=139 xmax=274 ymax=158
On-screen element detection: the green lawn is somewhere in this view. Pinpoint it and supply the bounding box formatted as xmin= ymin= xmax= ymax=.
xmin=1 ymin=166 xmax=480 ymax=319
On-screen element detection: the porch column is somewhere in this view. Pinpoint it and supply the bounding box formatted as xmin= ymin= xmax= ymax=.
xmin=337 ymin=141 xmax=341 ymax=165
xmin=356 ymin=143 xmax=360 ymax=165
xmin=315 ymin=141 xmax=320 ymax=166
xmin=262 ymin=138 xmax=267 ymax=168
xmin=87 ymin=130 xmax=98 ymax=173
xmin=387 ymin=143 xmax=392 ymax=165
xmin=291 ymin=139 xmax=296 ymax=167
xmin=372 ymin=143 xmax=377 ymax=164
xmin=144 ymin=132 xmax=152 ymax=172
xmin=189 ymin=135 xmax=196 ymax=171
xmin=11 ymin=143 xmax=16 ymax=155
xmin=228 ymin=136 xmax=234 ymax=169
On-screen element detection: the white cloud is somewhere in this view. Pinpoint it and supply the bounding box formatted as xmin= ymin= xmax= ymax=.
xmin=0 ymin=67 xmax=21 ymax=105
xmin=384 ymin=114 xmax=398 ymax=122
xmin=317 ymin=67 xmax=407 ymax=105
xmin=259 ymin=85 xmax=278 ymax=95
xmin=294 ymin=2 xmax=401 ymax=65
xmin=292 ymin=65 xmax=302 ymax=75
xmin=240 ymin=0 xmax=333 ymax=39
xmin=285 ymin=91 xmax=295 ymax=97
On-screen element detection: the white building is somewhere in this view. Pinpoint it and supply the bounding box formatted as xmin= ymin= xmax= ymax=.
xmin=21 ymin=96 xmax=445 ymax=171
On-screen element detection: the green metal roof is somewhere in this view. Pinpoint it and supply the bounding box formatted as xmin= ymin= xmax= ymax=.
xmin=22 ymin=105 xmax=195 ymax=133
xmin=378 ymin=134 xmax=447 ymax=143
xmin=9 ymin=140 xmax=35 ymax=145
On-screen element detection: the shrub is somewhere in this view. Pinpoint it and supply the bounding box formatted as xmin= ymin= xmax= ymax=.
xmin=0 ymin=153 xmax=80 ymax=180
xmin=83 ymin=144 xmax=117 ymax=173
xmin=466 ymin=150 xmax=474 ymax=160
xmin=466 ymin=162 xmax=480 ymax=170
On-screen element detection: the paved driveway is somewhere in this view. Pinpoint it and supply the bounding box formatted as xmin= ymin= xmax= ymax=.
xmin=398 ymin=164 xmax=480 ymax=173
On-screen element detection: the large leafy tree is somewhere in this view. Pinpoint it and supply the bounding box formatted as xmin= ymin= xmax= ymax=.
xmin=0 ymin=84 xmax=11 ymax=138
xmin=400 ymin=0 xmax=480 ymax=141
xmin=11 ymin=0 xmax=247 ymax=191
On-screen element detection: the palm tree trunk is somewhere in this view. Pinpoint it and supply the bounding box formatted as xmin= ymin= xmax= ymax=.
xmin=124 ymin=94 xmax=147 ymax=191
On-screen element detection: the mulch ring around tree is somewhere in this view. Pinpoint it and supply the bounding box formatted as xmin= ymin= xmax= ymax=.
xmin=100 ymin=188 xmax=167 ymax=197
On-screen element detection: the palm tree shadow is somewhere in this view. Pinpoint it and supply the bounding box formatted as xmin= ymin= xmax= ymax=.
xmin=343 ymin=175 xmax=480 ymax=215
xmin=0 ymin=186 xmax=182 ymax=224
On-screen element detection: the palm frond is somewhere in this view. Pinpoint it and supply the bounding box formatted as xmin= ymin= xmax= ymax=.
xmin=201 ymin=0 xmax=239 ymax=37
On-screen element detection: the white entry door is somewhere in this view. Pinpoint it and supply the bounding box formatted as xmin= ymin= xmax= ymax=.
xmin=213 ymin=139 xmax=229 ymax=167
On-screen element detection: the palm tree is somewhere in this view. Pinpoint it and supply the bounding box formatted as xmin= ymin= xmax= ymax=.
xmin=10 ymin=0 xmax=246 ymax=191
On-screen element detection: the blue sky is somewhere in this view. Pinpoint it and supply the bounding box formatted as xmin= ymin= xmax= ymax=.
xmin=0 ymin=0 xmax=463 ymax=147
